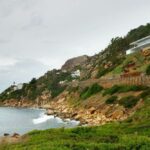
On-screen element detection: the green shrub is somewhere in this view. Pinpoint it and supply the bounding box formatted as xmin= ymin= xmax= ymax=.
xmin=51 ymin=86 xmax=66 ymax=98
xmin=119 ymin=96 xmax=139 ymax=108
xmin=97 ymin=67 xmax=114 ymax=78
xmin=140 ymin=88 xmax=150 ymax=99
xmin=118 ymin=85 xmax=147 ymax=92
xmin=103 ymin=85 xmax=146 ymax=96
xmin=146 ymin=64 xmax=150 ymax=75
xmin=29 ymin=78 xmax=37 ymax=84
xmin=103 ymin=85 xmax=120 ymax=95
xmin=106 ymin=96 xmax=118 ymax=104
xmin=80 ymin=83 xmax=103 ymax=99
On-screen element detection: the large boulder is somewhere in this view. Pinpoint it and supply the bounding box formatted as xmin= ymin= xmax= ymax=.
xmin=61 ymin=55 xmax=88 ymax=71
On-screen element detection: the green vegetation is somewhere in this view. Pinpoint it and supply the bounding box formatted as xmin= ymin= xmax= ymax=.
xmin=146 ymin=64 xmax=150 ymax=75
xmin=80 ymin=83 xmax=103 ymax=99
xmin=96 ymin=23 xmax=150 ymax=78
xmin=103 ymin=85 xmax=120 ymax=96
xmin=105 ymin=96 xmax=118 ymax=104
xmin=0 ymin=70 xmax=73 ymax=101
xmin=112 ymin=65 xmax=123 ymax=74
xmin=97 ymin=67 xmax=114 ymax=78
xmin=119 ymin=96 xmax=140 ymax=108
xmin=103 ymin=85 xmax=146 ymax=96
xmin=104 ymin=87 xmax=150 ymax=108
xmin=140 ymin=88 xmax=150 ymax=99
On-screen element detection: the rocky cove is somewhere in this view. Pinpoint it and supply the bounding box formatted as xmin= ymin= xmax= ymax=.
xmin=1 ymin=90 xmax=143 ymax=127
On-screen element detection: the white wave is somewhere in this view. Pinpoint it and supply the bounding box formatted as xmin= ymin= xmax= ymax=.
xmin=65 ymin=118 xmax=71 ymax=122
xmin=64 ymin=118 xmax=80 ymax=125
xmin=70 ymin=120 xmax=80 ymax=125
xmin=55 ymin=117 xmax=63 ymax=123
xmin=33 ymin=113 xmax=54 ymax=124
xmin=33 ymin=112 xmax=80 ymax=126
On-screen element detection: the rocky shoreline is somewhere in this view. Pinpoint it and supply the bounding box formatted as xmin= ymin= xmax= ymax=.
xmin=0 ymin=133 xmax=22 ymax=144
xmin=1 ymin=98 xmax=131 ymax=127
xmin=45 ymin=98 xmax=129 ymax=126
xmin=1 ymin=90 xmax=143 ymax=127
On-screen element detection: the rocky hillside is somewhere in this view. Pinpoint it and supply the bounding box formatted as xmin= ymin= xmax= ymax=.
xmin=0 ymin=23 xmax=150 ymax=125
xmin=61 ymin=55 xmax=89 ymax=71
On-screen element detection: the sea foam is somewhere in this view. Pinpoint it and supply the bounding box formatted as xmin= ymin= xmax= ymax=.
xmin=33 ymin=113 xmax=54 ymax=124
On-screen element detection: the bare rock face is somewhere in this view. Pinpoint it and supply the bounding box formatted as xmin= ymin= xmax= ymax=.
xmin=61 ymin=55 xmax=88 ymax=71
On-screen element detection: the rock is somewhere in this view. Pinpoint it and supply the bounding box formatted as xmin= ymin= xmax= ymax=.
xmin=71 ymin=113 xmax=78 ymax=118
xmin=47 ymin=109 xmax=54 ymax=115
xmin=91 ymin=70 xmax=99 ymax=79
xmin=61 ymin=55 xmax=88 ymax=71
xmin=89 ymin=107 xmax=96 ymax=114
xmin=12 ymin=133 xmax=20 ymax=138
xmin=4 ymin=133 xmax=10 ymax=137
xmin=111 ymin=109 xmax=124 ymax=120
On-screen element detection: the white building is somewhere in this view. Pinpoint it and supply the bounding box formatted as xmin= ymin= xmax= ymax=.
xmin=13 ymin=83 xmax=23 ymax=91
xmin=71 ymin=70 xmax=80 ymax=78
xmin=59 ymin=80 xmax=67 ymax=85
xmin=126 ymin=35 xmax=150 ymax=55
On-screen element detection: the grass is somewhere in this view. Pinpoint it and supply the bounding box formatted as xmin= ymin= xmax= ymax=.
xmin=1 ymin=111 xmax=150 ymax=150
xmin=112 ymin=65 xmax=123 ymax=74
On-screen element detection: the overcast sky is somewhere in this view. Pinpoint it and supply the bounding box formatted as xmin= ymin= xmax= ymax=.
xmin=0 ymin=0 xmax=150 ymax=92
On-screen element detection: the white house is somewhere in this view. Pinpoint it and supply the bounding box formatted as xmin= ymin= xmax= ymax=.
xmin=71 ymin=70 xmax=80 ymax=78
xmin=13 ymin=83 xmax=23 ymax=91
xmin=126 ymin=35 xmax=150 ymax=55
xmin=59 ymin=80 xmax=67 ymax=85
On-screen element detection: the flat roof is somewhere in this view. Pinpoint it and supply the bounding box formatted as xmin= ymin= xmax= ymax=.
xmin=130 ymin=35 xmax=150 ymax=45
xmin=127 ymin=42 xmax=150 ymax=52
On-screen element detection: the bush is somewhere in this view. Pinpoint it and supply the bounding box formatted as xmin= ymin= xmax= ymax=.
xmin=80 ymin=83 xmax=103 ymax=99
xmin=118 ymin=85 xmax=147 ymax=92
xmin=146 ymin=65 xmax=150 ymax=75
xmin=103 ymin=85 xmax=146 ymax=96
xmin=140 ymin=88 xmax=150 ymax=99
xmin=103 ymin=85 xmax=120 ymax=95
xmin=119 ymin=96 xmax=139 ymax=108
xmin=29 ymin=78 xmax=37 ymax=84
xmin=51 ymin=86 xmax=66 ymax=98
xmin=106 ymin=96 xmax=118 ymax=104
xmin=97 ymin=67 xmax=114 ymax=78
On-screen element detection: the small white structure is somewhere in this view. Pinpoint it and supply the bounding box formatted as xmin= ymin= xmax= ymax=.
xmin=126 ymin=35 xmax=150 ymax=55
xmin=71 ymin=70 xmax=80 ymax=78
xmin=13 ymin=83 xmax=23 ymax=91
xmin=59 ymin=80 xmax=67 ymax=85
xmin=62 ymin=70 xmax=67 ymax=73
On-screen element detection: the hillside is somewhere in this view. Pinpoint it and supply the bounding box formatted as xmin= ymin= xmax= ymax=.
xmin=0 ymin=23 xmax=150 ymax=149
xmin=0 ymin=24 xmax=150 ymax=103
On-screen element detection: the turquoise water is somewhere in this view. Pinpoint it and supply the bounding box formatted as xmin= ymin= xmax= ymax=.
xmin=0 ymin=107 xmax=79 ymax=136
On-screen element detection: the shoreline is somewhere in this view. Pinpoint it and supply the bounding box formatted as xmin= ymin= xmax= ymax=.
xmin=0 ymin=94 xmax=132 ymax=127
xmin=0 ymin=105 xmax=81 ymax=139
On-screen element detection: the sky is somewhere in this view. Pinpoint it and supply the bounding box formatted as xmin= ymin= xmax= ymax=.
xmin=0 ymin=0 xmax=150 ymax=92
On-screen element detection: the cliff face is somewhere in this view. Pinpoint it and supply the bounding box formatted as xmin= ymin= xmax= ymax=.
xmin=61 ymin=55 xmax=89 ymax=71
